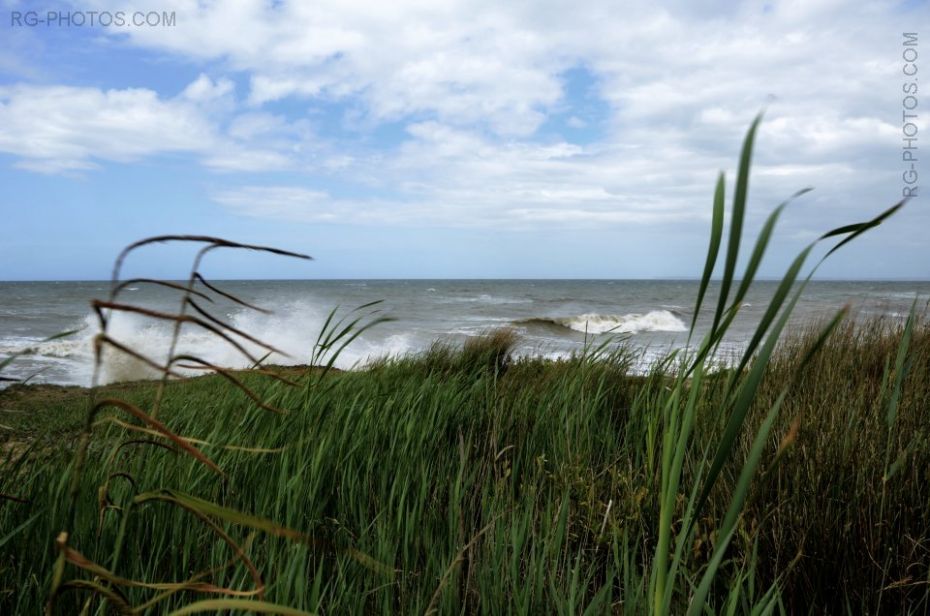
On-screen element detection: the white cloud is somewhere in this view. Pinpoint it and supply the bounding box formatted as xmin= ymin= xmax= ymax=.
xmin=210 ymin=104 xmax=900 ymax=232
xmin=212 ymin=186 xmax=418 ymax=225
xmin=212 ymin=121 xmax=715 ymax=229
xmin=0 ymin=83 xmax=215 ymax=172
xmin=2 ymin=0 xmax=919 ymax=235
xmin=81 ymin=2 xmax=907 ymax=142
xmin=84 ymin=0 xmax=569 ymax=135
xmin=181 ymin=74 xmax=235 ymax=104
xmin=0 ymin=75 xmax=312 ymax=173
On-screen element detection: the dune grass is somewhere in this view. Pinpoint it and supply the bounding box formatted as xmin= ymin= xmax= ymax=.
xmin=1 ymin=316 xmax=928 ymax=613
xmin=1 ymin=117 xmax=927 ymax=614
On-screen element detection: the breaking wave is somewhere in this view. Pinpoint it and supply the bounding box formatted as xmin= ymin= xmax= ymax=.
xmin=0 ymin=302 xmax=416 ymax=386
xmin=516 ymin=310 xmax=688 ymax=335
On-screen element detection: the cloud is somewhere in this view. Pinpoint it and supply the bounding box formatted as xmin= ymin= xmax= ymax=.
xmin=212 ymin=186 xmax=420 ymax=225
xmin=211 ymin=105 xmax=901 ymax=233
xmin=83 ymin=0 xmax=570 ymax=135
xmin=181 ymin=73 xmax=235 ymax=104
xmin=211 ymin=121 xmax=714 ymax=229
xmin=80 ymin=1 xmax=905 ymax=137
xmin=0 ymin=83 xmax=215 ymax=172
xmin=0 ymin=75 xmax=311 ymax=173
xmin=81 ymin=2 xmax=906 ymax=142
xmin=2 ymin=0 xmax=919 ymax=236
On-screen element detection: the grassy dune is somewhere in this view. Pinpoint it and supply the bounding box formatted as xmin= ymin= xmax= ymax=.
xmin=1 ymin=319 xmax=929 ymax=614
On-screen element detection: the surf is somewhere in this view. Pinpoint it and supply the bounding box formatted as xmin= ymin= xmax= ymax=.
xmin=516 ymin=309 xmax=688 ymax=335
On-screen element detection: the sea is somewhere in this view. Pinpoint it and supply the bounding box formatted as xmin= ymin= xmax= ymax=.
xmin=1 ymin=280 xmax=928 ymax=387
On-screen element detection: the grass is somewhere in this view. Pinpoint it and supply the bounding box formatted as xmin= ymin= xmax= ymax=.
xmin=1 ymin=116 xmax=927 ymax=614
xmin=1 ymin=317 xmax=928 ymax=613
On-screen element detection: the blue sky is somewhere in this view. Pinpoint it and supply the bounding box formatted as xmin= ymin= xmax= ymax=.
xmin=0 ymin=0 xmax=926 ymax=280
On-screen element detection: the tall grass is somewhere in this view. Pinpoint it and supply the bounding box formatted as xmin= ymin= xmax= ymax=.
xmin=1 ymin=118 xmax=925 ymax=614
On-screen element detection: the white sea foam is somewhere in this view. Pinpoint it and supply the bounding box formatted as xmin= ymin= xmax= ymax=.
xmin=521 ymin=310 xmax=688 ymax=334
xmin=2 ymin=306 xmax=686 ymax=385
xmin=1 ymin=302 xmax=418 ymax=385
xmin=561 ymin=311 xmax=687 ymax=334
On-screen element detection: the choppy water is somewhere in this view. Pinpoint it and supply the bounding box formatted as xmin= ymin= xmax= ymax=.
xmin=1 ymin=279 xmax=928 ymax=386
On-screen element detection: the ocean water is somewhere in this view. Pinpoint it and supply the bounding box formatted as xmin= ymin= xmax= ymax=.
xmin=1 ymin=279 xmax=928 ymax=387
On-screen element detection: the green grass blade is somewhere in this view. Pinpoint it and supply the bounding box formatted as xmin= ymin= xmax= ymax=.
xmin=168 ymin=599 xmax=315 ymax=615
xmin=691 ymin=261 xmax=818 ymax=534
xmin=820 ymin=201 xmax=906 ymax=259
xmin=885 ymin=301 xmax=916 ymax=428
xmin=731 ymin=245 xmax=813 ymax=378
xmin=689 ymin=308 xmax=847 ymax=613
xmin=711 ymin=113 xmax=762 ymax=335
xmin=0 ymin=512 xmax=41 ymax=550
xmin=732 ymin=188 xmax=812 ymax=306
xmin=691 ymin=172 xmax=726 ymax=334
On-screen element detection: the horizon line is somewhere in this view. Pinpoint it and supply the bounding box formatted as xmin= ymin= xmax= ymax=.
xmin=3 ymin=277 xmax=930 ymax=284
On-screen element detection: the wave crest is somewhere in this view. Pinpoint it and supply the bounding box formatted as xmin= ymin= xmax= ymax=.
xmin=1 ymin=304 xmax=416 ymax=386
xmin=518 ymin=310 xmax=687 ymax=334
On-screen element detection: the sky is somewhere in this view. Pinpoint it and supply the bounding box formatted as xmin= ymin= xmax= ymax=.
xmin=0 ymin=0 xmax=925 ymax=280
